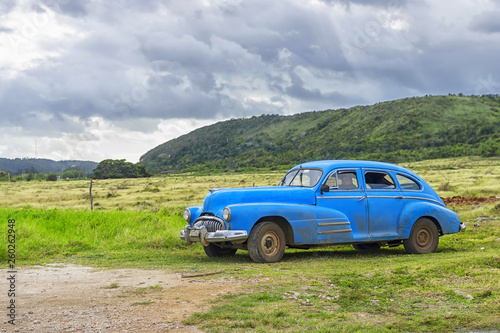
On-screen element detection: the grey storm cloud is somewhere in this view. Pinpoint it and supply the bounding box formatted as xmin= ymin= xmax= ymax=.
xmin=0 ymin=26 xmax=14 ymax=33
xmin=470 ymin=11 xmax=500 ymax=34
xmin=0 ymin=0 xmax=16 ymax=14
xmin=1 ymin=0 xmax=500 ymax=141
xmin=37 ymin=0 xmax=90 ymax=17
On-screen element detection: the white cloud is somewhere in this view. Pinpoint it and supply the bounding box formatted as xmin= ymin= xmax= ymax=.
xmin=0 ymin=116 xmax=216 ymax=162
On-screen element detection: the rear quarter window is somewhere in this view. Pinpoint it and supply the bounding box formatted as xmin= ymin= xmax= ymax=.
xmin=396 ymin=174 xmax=421 ymax=190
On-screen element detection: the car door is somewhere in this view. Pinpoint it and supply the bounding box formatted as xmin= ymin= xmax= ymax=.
xmin=316 ymin=169 xmax=369 ymax=243
xmin=363 ymin=170 xmax=404 ymax=240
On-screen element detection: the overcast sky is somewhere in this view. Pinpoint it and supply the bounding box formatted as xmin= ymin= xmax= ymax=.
xmin=1 ymin=0 xmax=499 ymax=163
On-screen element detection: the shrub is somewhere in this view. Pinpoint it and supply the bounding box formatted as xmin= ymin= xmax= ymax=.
xmin=47 ymin=174 xmax=58 ymax=181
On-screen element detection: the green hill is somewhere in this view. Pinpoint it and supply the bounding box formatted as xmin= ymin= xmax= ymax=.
xmin=140 ymin=95 xmax=500 ymax=173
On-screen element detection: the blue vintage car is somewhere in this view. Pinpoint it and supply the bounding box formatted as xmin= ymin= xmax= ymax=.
xmin=180 ymin=160 xmax=465 ymax=263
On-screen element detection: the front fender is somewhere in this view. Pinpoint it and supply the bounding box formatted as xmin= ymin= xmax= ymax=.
xmin=398 ymin=201 xmax=460 ymax=238
xmin=226 ymin=203 xmax=319 ymax=244
xmin=186 ymin=205 xmax=203 ymax=226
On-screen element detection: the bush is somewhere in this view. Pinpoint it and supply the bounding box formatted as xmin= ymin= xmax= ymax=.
xmin=47 ymin=174 xmax=58 ymax=181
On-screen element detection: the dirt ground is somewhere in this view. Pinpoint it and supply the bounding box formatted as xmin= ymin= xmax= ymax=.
xmin=1 ymin=264 xmax=242 ymax=332
xmin=441 ymin=195 xmax=499 ymax=206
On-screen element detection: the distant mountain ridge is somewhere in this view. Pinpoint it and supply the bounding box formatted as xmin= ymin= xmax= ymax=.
xmin=0 ymin=158 xmax=98 ymax=174
xmin=140 ymin=95 xmax=500 ymax=173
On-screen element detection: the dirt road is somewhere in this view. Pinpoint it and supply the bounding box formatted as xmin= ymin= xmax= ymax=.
xmin=1 ymin=264 xmax=242 ymax=332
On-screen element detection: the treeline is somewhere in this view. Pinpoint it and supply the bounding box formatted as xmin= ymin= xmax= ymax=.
xmin=0 ymin=169 xmax=87 ymax=182
xmin=139 ymin=95 xmax=500 ymax=173
xmin=1 ymin=159 xmax=151 ymax=181
xmin=0 ymin=158 xmax=98 ymax=175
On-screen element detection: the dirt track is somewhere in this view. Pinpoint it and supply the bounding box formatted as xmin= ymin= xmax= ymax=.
xmin=1 ymin=264 xmax=241 ymax=332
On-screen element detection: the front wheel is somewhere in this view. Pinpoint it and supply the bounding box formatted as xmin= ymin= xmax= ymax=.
xmin=248 ymin=222 xmax=286 ymax=263
xmin=203 ymin=244 xmax=237 ymax=257
xmin=403 ymin=218 xmax=439 ymax=254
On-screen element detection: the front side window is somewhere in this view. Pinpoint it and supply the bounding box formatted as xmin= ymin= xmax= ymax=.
xmin=397 ymin=174 xmax=421 ymax=190
xmin=365 ymin=171 xmax=396 ymax=189
xmin=324 ymin=170 xmax=359 ymax=190
xmin=279 ymin=169 xmax=323 ymax=187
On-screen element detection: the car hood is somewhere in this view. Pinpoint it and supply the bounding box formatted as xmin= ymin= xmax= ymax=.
xmin=203 ymin=186 xmax=316 ymax=212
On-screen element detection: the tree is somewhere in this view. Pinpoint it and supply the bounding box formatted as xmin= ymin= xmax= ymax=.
xmin=92 ymin=159 xmax=151 ymax=179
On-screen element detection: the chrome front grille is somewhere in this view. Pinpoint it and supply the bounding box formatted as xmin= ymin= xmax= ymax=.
xmin=193 ymin=216 xmax=225 ymax=232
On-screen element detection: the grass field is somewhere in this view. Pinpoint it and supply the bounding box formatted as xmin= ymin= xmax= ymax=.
xmin=1 ymin=156 xmax=499 ymax=212
xmin=1 ymin=156 xmax=499 ymax=332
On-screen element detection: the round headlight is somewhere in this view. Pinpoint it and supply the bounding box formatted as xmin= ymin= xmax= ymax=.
xmin=223 ymin=206 xmax=231 ymax=222
xmin=183 ymin=208 xmax=191 ymax=222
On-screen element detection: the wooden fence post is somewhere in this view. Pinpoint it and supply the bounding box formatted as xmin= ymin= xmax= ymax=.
xmin=90 ymin=178 xmax=94 ymax=211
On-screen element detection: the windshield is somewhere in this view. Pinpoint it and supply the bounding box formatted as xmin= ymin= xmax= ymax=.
xmin=279 ymin=168 xmax=323 ymax=187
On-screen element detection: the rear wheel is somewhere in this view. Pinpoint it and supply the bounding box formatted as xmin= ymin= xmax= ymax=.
xmin=403 ymin=218 xmax=439 ymax=254
xmin=248 ymin=222 xmax=286 ymax=263
xmin=203 ymin=244 xmax=237 ymax=257
xmin=352 ymin=242 xmax=381 ymax=251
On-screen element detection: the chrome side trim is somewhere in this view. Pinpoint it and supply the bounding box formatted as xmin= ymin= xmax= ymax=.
xmin=318 ymin=229 xmax=352 ymax=235
xmin=317 ymin=196 xmax=364 ymax=200
xmin=402 ymin=196 xmax=445 ymax=206
xmin=318 ymin=222 xmax=351 ymax=227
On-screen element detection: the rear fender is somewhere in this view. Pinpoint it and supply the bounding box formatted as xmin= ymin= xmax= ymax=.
xmin=398 ymin=201 xmax=460 ymax=238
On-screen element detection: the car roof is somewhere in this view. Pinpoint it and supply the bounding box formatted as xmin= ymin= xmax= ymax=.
xmin=294 ymin=160 xmax=419 ymax=177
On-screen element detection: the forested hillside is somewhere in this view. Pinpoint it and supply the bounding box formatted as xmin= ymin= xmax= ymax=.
xmin=140 ymin=95 xmax=500 ymax=173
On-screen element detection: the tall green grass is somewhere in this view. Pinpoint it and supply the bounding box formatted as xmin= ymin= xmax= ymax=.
xmin=0 ymin=208 xmax=187 ymax=265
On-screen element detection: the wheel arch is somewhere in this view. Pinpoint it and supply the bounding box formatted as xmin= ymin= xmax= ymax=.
xmin=419 ymin=215 xmax=443 ymax=236
xmin=254 ymin=216 xmax=295 ymax=245
xmin=398 ymin=201 xmax=452 ymax=238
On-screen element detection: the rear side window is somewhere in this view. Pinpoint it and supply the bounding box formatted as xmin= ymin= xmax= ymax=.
xmin=365 ymin=171 xmax=396 ymax=189
xmin=397 ymin=174 xmax=421 ymax=190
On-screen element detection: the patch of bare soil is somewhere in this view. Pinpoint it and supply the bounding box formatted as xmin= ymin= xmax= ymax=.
xmin=1 ymin=264 xmax=242 ymax=332
xmin=441 ymin=195 xmax=500 ymax=206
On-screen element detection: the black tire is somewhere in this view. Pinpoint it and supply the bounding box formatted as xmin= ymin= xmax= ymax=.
xmin=203 ymin=244 xmax=237 ymax=257
xmin=403 ymin=218 xmax=439 ymax=254
xmin=352 ymin=242 xmax=381 ymax=251
xmin=248 ymin=222 xmax=286 ymax=263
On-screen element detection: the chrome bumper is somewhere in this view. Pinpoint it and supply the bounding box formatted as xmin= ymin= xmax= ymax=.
xmin=180 ymin=225 xmax=248 ymax=246
xmin=459 ymin=222 xmax=466 ymax=232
